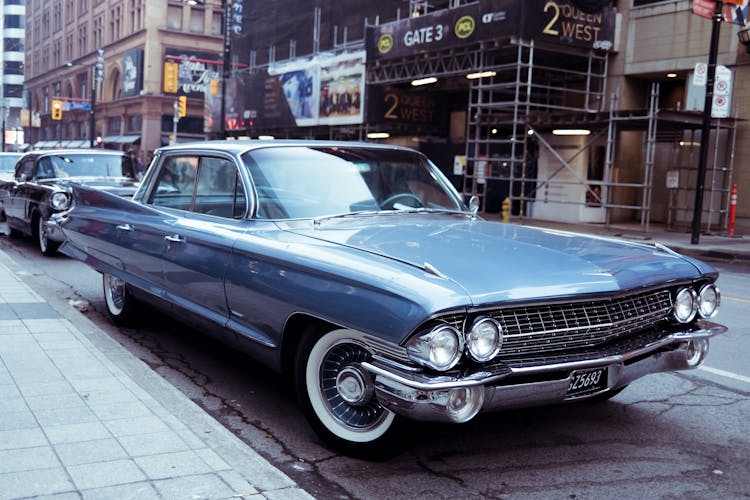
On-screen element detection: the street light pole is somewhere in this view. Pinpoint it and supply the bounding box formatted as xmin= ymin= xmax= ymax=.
xmin=220 ymin=0 xmax=231 ymax=138
xmin=89 ymin=66 xmax=97 ymax=148
xmin=690 ymin=1 xmax=723 ymax=245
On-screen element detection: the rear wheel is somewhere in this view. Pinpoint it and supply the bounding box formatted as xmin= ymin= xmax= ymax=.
xmin=294 ymin=328 xmax=402 ymax=458
xmin=102 ymin=273 xmax=140 ymax=326
xmin=37 ymin=215 xmax=60 ymax=256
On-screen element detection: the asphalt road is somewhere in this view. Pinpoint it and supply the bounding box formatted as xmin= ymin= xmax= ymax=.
xmin=2 ymin=229 xmax=749 ymax=499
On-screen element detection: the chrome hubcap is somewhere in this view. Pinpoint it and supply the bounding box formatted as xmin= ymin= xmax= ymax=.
xmin=336 ymin=366 xmax=372 ymax=405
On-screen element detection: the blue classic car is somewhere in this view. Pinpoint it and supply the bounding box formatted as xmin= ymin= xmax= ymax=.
xmin=57 ymin=140 xmax=726 ymax=456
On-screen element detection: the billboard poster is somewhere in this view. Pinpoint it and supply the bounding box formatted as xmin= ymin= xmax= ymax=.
xmin=213 ymin=51 xmax=366 ymax=133
xmin=318 ymin=52 xmax=366 ymax=126
xmin=121 ymin=48 xmax=144 ymax=98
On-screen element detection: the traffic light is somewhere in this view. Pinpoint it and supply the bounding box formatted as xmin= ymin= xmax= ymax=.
xmin=177 ymin=95 xmax=187 ymax=117
xmin=51 ymin=100 xmax=63 ymax=120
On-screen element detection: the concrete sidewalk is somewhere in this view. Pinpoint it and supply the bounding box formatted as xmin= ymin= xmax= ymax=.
xmin=0 ymin=248 xmax=312 ymax=500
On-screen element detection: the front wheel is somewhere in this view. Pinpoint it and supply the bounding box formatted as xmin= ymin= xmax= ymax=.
xmin=294 ymin=328 xmax=402 ymax=458
xmin=102 ymin=273 xmax=140 ymax=326
xmin=37 ymin=215 xmax=60 ymax=256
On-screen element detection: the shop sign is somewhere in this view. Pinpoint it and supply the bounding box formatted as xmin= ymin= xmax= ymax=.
xmin=523 ymin=0 xmax=616 ymax=51
xmin=164 ymin=49 xmax=221 ymax=99
xmin=366 ymin=0 xmax=519 ymax=61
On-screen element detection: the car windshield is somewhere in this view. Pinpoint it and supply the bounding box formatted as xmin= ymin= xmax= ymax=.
xmin=242 ymin=146 xmax=464 ymax=219
xmin=40 ymin=154 xmax=133 ymax=179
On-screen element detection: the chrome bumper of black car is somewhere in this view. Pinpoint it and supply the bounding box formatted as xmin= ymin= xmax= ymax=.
xmin=361 ymin=320 xmax=727 ymax=424
xmin=45 ymin=214 xmax=66 ymax=243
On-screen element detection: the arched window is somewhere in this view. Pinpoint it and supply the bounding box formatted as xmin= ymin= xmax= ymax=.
xmin=110 ymin=68 xmax=121 ymax=100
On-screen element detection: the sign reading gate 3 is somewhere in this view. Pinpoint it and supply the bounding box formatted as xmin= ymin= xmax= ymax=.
xmin=366 ymin=0 xmax=616 ymax=60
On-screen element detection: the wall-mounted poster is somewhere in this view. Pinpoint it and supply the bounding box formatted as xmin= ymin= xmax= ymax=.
xmin=121 ymin=48 xmax=144 ymax=98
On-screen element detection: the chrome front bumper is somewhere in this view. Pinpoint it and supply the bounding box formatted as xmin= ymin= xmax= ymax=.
xmin=361 ymin=320 xmax=727 ymax=424
xmin=45 ymin=214 xmax=67 ymax=243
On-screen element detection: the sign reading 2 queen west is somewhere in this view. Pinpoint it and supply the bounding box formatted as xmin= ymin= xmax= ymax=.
xmin=366 ymin=0 xmax=616 ymax=61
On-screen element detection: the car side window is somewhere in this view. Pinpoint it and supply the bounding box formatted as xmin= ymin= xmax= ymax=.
xmin=149 ymin=156 xmax=198 ymax=211
xmin=18 ymin=159 xmax=34 ymax=181
xmin=194 ymin=157 xmax=247 ymax=219
xmin=37 ymin=158 xmax=55 ymax=179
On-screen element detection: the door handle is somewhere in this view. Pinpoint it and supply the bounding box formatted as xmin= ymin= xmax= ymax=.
xmin=116 ymin=224 xmax=133 ymax=231
xmin=164 ymin=234 xmax=185 ymax=243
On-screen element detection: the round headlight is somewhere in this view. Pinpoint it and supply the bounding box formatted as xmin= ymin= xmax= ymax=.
xmin=698 ymin=284 xmax=720 ymax=319
xmin=406 ymin=325 xmax=463 ymax=371
xmin=673 ymin=287 xmax=698 ymax=323
xmin=466 ymin=317 xmax=502 ymax=362
xmin=50 ymin=191 xmax=71 ymax=211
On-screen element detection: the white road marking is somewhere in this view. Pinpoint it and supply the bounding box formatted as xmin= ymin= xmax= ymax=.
xmin=698 ymin=365 xmax=750 ymax=385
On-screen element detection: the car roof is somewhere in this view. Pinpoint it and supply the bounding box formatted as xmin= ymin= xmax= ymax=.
xmin=23 ymin=149 xmax=127 ymax=157
xmin=155 ymin=139 xmax=417 ymax=156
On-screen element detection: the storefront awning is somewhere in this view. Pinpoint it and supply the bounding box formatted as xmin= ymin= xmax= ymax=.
xmin=102 ymin=135 xmax=141 ymax=145
xmin=66 ymin=140 xmax=88 ymax=148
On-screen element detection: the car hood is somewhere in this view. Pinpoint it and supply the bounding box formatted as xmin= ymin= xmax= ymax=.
xmin=284 ymin=214 xmax=710 ymax=305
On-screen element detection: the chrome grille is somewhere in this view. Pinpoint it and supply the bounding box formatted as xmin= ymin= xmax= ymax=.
xmin=491 ymin=289 xmax=672 ymax=360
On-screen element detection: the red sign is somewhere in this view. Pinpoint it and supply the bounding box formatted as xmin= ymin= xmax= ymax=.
xmin=693 ymin=0 xmax=716 ymax=19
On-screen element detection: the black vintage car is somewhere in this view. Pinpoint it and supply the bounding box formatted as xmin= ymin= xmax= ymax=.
xmin=0 ymin=149 xmax=138 ymax=255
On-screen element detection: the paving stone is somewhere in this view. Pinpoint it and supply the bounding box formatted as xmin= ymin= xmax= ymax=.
xmin=44 ymin=422 xmax=112 ymax=445
xmin=0 ymin=446 xmax=60 ymax=474
xmin=87 ymin=399 xmax=154 ymax=421
xmin=0 ymin=467 xmax=74 ymax=498
xmin=67 ymin=459 xmax=146 ymax=490
xmin=0 ymin=409 xmax=37 ymax=432
xmin=117 ymin=430 xmax=191 ymax=457
xmin=134 ymin=450 xmax=214 ymax=480
xmin=80 ymin=481 xmax=161 ymax=500
xmin=153 ymin=473 xmax=240 ymax=499
xmin=34 ymin=405 xmax=99 ymax=427
xmin=25 ymin=392 xmax=87 ymax=411
xmin=54 ymin=438 xmax=128 ymax=466
xmin=104 ymin=415 xmax=170 ymax=437
xmin=0 ymin=427 xmax=48 ymax=451
xmin=16 ymin=380 xmax=75 ymax=397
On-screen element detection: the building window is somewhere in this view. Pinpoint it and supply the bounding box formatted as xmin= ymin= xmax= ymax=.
xmin=3 ymin=61 xmax=24 ymax=75
xmin=78 ymin=24 xmax=88 ymax=55
xmin=4 ymin=38 xmax=24 ymax=52
xmin=4 ymin=15 xmax=23 ymax=29
xmin=189 ymin=8 xmax=205 ymax=33
xmin=107 ymin=117 xmax=122 ymax=136
xmin=110 ymin=6 xmax=122 ymax=42
xmin=79 ymin=72 xmax=88 ymax=101
xmin=126 ymin=114 xmax=142 ymax=133
xmin=79 ymin=0 xmax=88 ymax=15
xmin=167 ymin=4 xmax=183 ymax=30
xmin=130 ymin=0 xmax=142 ymax=31
xmin=211 ymin=10 xmax=222 ymax=35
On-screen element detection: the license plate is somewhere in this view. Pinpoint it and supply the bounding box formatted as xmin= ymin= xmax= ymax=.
xmin=567 ymin=367 xmax=608 ymax=397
